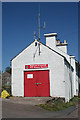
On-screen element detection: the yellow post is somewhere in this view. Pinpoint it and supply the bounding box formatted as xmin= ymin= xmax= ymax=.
xmin=1 ymin=90 xmax=10 ymax=98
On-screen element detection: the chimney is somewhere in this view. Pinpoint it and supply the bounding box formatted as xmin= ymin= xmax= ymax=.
xmin=56 ymin=39 xmax=60 ymax=45
xmin=56 ymin=39 xmax=68 ymax=53
xmin=44 ymin=33 xmax=58 ymax=49
xmin=64 ymin=40 xmax=66 ymax=43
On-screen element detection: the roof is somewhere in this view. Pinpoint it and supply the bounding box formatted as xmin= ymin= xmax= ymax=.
xmin=37 ymin=40 xmax=65 ymax=58
xmin=11 ymin=39 xmax=65 ymax=61
xmin=11 ymin=39 xmax=74 ymax=68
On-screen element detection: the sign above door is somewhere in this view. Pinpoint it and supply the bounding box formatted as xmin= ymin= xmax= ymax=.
xmin=25 ymin=64 xmax=48 ymax=69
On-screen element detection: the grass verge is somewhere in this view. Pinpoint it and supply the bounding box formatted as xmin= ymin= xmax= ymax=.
xmin=35 ymin=96 xmax=79 ymax=111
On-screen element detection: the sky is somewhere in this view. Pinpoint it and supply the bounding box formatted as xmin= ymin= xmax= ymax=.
xmin=2 ymin=2 xmax=78 ymax=72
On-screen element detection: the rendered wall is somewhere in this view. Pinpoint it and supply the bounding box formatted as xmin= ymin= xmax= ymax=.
xmin=76 ymin=63 xmax=79 ymax=96
xmin=11 ymin=41 xmax=65 ymax=97
xmin=64 ymin=60 xmax=74 ymax=102
xmin=57 ymin=45 xmax=67 ymax=53
xmin=46 ymin=36 xmax=56 ymax=49
xmin=71 ymin=58 xmax=77 ymax=96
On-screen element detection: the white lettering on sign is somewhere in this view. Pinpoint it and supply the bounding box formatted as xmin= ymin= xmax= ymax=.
xmin=27 ymin=74 xmax=33 ymax=79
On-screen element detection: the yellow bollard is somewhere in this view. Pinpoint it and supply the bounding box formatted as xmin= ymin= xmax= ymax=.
xmin=1 ymin=90 xmax=10 ymax=98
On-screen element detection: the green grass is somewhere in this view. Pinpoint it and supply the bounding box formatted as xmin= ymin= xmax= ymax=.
xmin=35 ymin=96 xmax=79 ymax=111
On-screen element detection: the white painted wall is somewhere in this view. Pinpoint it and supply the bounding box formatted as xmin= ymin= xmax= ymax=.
xmin=57 ymin=45 xmax=67 ymax=54
xmin=76 ymin=63 xmax=79 ymax=96
xmin=44 ymin=33 xmax=70 ymax=64
xmin=64 ymin=60 xmax=74 ymax=102
xmin=12 ymin=40 xmax=65 ymax=98
xmin=44 ymin=33 xmax=78 ymax=100
xmin=11 ymin=33 xmax=78 ymax=102
xmin=46 ymin=36 xmax=56 ymax=49
xmin=64 ymin=60 xmax=70 ymax=102
xmin=44 ymin=33 xmax=57 ymax=49
xmin=71 ymin=58 xmax=78 ymax=96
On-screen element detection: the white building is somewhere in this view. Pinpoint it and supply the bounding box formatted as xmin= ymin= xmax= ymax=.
xmin=11 ymin=33 xmax=79 ymax=102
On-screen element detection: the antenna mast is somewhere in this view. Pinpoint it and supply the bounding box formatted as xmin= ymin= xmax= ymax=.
xmin=34 ymin=3 xmax=46 ymax=56
xmin=38 ymin=3 xmax=40 ymax=40
xmin=38 ymin=12 xmax=40 ymax=40
xmin=38 ymin=4 xmax=40 ymax=55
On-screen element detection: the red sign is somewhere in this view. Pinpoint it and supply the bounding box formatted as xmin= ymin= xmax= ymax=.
xmin=25 ymin=64 xmax=48 ymax=69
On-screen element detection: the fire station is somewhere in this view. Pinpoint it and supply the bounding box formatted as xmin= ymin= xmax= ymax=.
xmin=11 ymin=33 xmax=79 ymax=102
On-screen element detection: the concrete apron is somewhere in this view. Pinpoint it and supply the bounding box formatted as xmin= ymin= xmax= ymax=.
xmin=2 ymin=97 xmax=51 ymax=105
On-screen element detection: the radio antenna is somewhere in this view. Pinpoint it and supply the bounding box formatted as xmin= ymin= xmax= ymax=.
xmin=38 ymin=4 xmax=40 ymax=55
xmin=38 ymin=4 xmax=40 ymax=40
xmin=34 ymin=3 xmax=46 ymax=56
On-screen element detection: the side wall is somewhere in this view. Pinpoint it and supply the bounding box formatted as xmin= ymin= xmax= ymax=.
xmin=64 ymin=60 xmax=74 ymax=102
xmin=76 ymin=63 xmax=79 ymax=96
xmin=11 ymin=41 xmax=65 ymax=97
xmin=71 ymin=58 xmax=77 ymax=96
xmin=57 ymin=45 xmax=67 ymax=54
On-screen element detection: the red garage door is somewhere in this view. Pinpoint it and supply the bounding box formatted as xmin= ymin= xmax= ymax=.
xmin=24 ymin=70 xmax=50 ymax=97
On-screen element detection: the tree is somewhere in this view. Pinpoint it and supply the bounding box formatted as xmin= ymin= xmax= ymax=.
xmin=5 ymin=66 xmax=11 ymax=74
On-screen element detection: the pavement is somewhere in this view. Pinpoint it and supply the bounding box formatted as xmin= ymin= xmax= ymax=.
xmin=2 ymin=96 xmax=51 ymax=105
xmin=1 ymin=97 xmax=79 ymax=118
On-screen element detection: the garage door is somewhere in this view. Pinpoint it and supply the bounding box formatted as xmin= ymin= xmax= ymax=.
xmin=24 ymin=70 xmax=50 ymax=97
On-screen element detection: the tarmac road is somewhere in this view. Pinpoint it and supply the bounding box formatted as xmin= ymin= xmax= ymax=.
xmin=2 ymin=97 xmax=79 ymax=118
